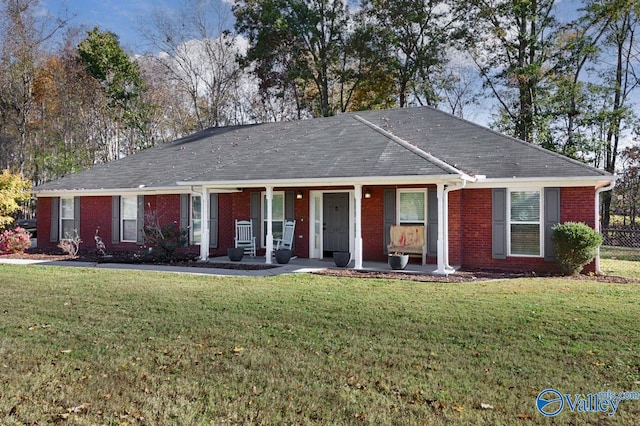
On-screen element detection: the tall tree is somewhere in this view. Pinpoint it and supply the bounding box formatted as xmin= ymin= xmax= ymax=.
xmin=234 ymin=0 xmax=350 ymax=117
xmin=359 ymin=0 xmax=462 ymax=108
xmin=0 ymin=0 xmax=66 ymax=173
xmin=462 ymin=0 xmax=559 ymax=143
xmin=141 ymin=0 xmax=246 ymax=130
xmin=77 ymin=28 xmax=148 ymax=160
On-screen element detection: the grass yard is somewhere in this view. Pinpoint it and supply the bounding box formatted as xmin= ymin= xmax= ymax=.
xmin=1 ymin=265 xmax=639 ymax=425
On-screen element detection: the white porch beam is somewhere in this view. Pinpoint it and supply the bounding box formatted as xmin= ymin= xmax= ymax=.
xmin=199 ymin=187 xmax=210 ymax=261
xmin=265 ymin=186 xmax=274 ymax=264
xmin=354 ymin=185 xmax=363 ymax=269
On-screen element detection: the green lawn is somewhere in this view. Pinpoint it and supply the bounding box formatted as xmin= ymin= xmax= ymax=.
xmin=1 ymin=265 xmax=639 ymax=425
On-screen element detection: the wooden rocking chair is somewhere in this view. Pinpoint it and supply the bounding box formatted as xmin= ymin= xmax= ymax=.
xmin=235 ymin=220 xmax=256 ymax=257
xmin=274 ymin=220 xmax=296 ymax=251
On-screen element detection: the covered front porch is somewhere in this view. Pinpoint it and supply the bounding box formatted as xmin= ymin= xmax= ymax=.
xmin=185 ymin=176 xmax=478 ymax=275
xmin=206 ymin=254 xmax=453 ymax=276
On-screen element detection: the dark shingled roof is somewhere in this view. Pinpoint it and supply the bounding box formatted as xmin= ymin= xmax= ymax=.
xmin=34 ymin=106 xmax=611 ymax=192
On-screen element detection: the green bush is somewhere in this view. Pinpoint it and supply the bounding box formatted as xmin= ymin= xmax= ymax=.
xmin=143 ymin=221 xmax=187 ymax=260
xmin=552 ymin=222 xmax=603 ymax=276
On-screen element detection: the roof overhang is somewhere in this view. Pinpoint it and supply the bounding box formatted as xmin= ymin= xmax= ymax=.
xmin=465 ymin=175 xmax=616 ymax=189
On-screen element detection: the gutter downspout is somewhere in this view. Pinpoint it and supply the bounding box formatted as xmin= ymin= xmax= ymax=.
xmin=595 ymin=180 xmax=616 ymax=275
xmin=443 ymin=180 xmax=467 ymax=271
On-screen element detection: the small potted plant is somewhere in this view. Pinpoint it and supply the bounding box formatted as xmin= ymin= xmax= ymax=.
xmin=388 ymin=251 xmax=409 ymax=270
xmin=227 ymin=247 xmax=244 ymax=261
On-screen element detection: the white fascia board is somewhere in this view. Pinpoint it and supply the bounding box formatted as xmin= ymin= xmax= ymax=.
xmin=176 ymin=174 xmax=467 ymax=189
xmin=33 ymin=186 xmax=240 ymax=197
xmin=466 ymin=176 xmax=616 ymax=189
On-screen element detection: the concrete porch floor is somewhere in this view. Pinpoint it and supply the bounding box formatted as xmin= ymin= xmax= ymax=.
xmin=208 ymin=255 xmax=448 ymax=276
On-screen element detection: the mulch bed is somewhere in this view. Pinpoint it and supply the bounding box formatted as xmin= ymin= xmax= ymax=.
xmin=1 ymin=250 xmax=638 ymax=283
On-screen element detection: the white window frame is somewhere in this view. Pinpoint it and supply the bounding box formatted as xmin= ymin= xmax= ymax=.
xmin=191 ymin=195 xmax=202 ymax=245
xmin=120 ymin=195 xmax=138 ymax=243
xmin=60 ymin=197 xmax=75 ymax=240
xmin=507 ymin=188 xmax=543 ymax=257
xmin=261 ymin=191 xmax=285 ymax=248
xmin=397 ymin=189 xmax=427 ymax=226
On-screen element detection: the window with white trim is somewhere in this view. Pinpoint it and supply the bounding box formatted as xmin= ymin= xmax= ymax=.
xmin=398 ymin=190 xmax=426 ymax=226
xmin=262 ymin=192 xmax=284 ymax=246
xmin=121 ymin=196 xmax=138 ymax=242
xmin=191 ymin=195 xmax=201 ymax=245
xmin=60 ymin=197 xmax=75 ymax=240
xmin=509 ymin=190 xmax=542 ymax=256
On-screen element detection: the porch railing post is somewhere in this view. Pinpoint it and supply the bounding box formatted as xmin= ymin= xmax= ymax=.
xmin=200 ymin=187 xmax=209 ymax=261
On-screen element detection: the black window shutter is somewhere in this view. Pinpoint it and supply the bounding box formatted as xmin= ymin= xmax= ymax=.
xmin=180 ymin=194 xmax=189 ymax=240
xmin=427 ymin=188 xmax=438 ymax=258
xmin=250 ymin=192 xmax=261 ymax=244
xmin=112 ymin=196 xmax=120 ymax=244
xmin=209 ymin=193 xmax=218 ymax=248
xmin=285 ymin=191 xmax=295 ymax=220
xmin=544 ymin=187 xmax=561 ymax=261
xmin=383 ymin=189 xmax=396 ymax=254
xmin=285 ymin=191 xmax=295 ymax=250
xmin=50 ymin=197 xmax=60 ymax=242
xmin=136 ymin=195 xmax=145 ymax=244
xmin=73 ymin=197 xmax=81 ymax=236
xmin=492 ymin=188 xmax=507 ymax=259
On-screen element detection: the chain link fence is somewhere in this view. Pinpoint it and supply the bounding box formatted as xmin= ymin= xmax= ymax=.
xmin=599 ymin=228 xmax=640 ymax=280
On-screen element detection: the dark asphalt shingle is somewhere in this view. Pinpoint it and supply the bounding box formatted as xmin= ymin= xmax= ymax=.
xmin=34 ymin=106 xmax=610 ymax=192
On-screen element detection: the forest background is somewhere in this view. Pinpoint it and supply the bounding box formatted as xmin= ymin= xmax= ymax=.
xmin=1 ymin=0 xmax=639 ymax=227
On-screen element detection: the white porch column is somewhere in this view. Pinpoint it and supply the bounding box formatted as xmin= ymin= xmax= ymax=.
xmin=436 ymin=183 xmax=447 ymax=275
xmin=354 ymin=185 xmax=363 ymax=269
xmin=265 ymin=186 xmax=274 ymax=264
xmin=199 ymin=187 xmax=210 ymax=261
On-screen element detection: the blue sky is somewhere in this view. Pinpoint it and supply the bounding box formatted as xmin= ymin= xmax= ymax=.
xmin=43 ymin=0 xmax=233 ymax=52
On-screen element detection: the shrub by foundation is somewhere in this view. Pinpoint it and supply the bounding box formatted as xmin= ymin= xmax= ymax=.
xmin=552 ymin=222 xmax=603 ymax=276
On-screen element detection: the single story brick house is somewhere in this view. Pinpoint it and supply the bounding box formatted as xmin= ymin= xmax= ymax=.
xmin=33 ymin=107 xmax=615 ymax=274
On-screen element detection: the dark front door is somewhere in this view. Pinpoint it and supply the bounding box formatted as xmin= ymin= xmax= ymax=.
xmin=323 ymin=192 xmax=349 ymax=254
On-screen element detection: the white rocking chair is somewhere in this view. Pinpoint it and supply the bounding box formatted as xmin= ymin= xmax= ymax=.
xmin=235 ymin=220 xmax=256 ymax=257
xmin=274 ymin=220 xmax=296 ymax=251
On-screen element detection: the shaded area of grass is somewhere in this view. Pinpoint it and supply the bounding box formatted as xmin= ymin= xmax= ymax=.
xmin=1 ymin=265 xmax=639 ymax=424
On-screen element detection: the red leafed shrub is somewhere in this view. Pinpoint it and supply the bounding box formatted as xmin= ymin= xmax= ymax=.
xmin=0 ymin=226 xmax=32 ymax=254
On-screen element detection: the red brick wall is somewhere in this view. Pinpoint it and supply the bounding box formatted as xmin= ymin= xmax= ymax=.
xmin=458 ymin=187 xmax=597 ymax=273
xmin=36 ymin=185 xmax=599 ymax=273
xmin=362 ymin=187 xmax=385 ymax=261
xmin=36 ymin=197 xmax=53 ymax=247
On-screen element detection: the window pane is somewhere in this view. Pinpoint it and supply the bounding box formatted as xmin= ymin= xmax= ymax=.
xmin=191 ymin=196 xmax=201 ymax=220
xmin=510 ymin=191 xmax=540 ymax=222
xmin=263 ymin=194 xmax=285 ymax=220
xmin=511 ymin=224 xmax=540 ymax=256
xmin=61 ymin=220 xmax=75 ymax=239
xmin=122 ymin=196 xmax=137 ymax=219
xmin=191 ymin=196 xmax=201 ymax=244
xmin=61 ymin=198 xmax=74 ymax=219
xmin=192 ymin=219 xmax=202 ymax=244
xmin=122 ymin=219 xmax=138 ymax=241
xmin=399 ymin=192 xmax=425 ymax=222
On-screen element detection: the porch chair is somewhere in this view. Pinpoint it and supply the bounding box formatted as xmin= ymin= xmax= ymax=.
xmin=235 ymin=220 xmax=256 ymax=257
xmin=274 ymin=220 xmax=296 ymax=251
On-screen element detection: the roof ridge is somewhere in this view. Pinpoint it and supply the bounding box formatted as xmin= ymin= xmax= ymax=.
xmin=352 ymin=114 xmax=471 ymax=178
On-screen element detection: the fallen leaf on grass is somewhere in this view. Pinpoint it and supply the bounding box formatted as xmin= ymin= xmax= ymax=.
xmin=480 ymin=403 xmax=494 ymax=409
xmin=453 ymin=406 xmax=464 ymax=412
xmin=60 ymin=349 xmax=72 ymax=354
xmin=517 ymin=413 xmax=533 ymax=420
xmin=592 ymin=360 xmax=605 ymax=367
xmin=233 ymin=346 xmax=244 ymax=354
